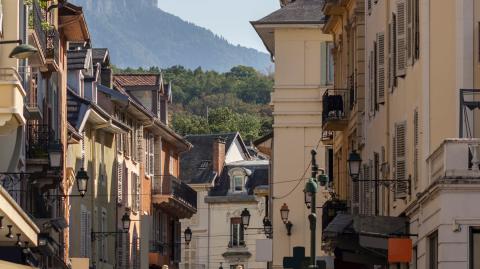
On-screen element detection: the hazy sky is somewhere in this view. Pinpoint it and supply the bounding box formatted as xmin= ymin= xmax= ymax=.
xmin=157 ymin=0 xmax=279 ymax=53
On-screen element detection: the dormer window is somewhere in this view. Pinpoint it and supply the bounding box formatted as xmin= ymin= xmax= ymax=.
xmin=228 ymin=168 xmax=250 ymax=194
xmin=199 ymin=160 xmax=210 ymax=170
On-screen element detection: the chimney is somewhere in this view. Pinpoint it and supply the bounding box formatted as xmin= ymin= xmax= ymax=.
xmin=212 ymin=137 xmax=226 ymax=176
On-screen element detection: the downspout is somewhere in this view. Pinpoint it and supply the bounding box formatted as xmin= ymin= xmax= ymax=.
xmin=207 ymin=201 xmax=211 ymax=269
xmin=385 ymin=0 xmax=391 ymax=217
xmin=91 ymin=127 xmax=97 ymax=267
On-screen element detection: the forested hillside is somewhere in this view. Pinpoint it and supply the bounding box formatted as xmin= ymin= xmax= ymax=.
xmin=114 ymin=65 xmax=273 ymax=141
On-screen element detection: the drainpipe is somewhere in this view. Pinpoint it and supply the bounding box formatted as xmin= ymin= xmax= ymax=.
xmin=207 ymin=201 xmax=211 ymax=269
xmin=91 ymin=127 xmax=97 ymax=267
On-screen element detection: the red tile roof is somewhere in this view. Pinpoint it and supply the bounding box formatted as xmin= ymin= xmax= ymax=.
xmin=113 ymin=73 xmax=161 ymax=87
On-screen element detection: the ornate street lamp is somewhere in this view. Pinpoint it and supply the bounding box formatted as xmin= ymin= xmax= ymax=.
xmin=280 ymin=203 xmax=293 ymax=236
xmin=48 ymin=143 xmax=62 ymax=168
xmin=184 ymin=227 xmax=192 ymax=245
xmin=241 ymin=208 xmax=251 ymax=228
xmin=0 ymin=40 xmax=38 ymax=59
xmin=347 ymin=150 xmax=362 ymax=181
xmin=262 ymin=217 xmax=272 ymax=238
xmin=76 ymin=168 xmax=89 ymax=197
xmin=121 ymin=212 xmax=131 ymax=232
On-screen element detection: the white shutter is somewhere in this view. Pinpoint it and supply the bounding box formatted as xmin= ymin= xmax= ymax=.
xmin=123 ymin=165 xmax=128 ymax=206
xmin=396 ymin=0 xmax=407 ymax=76
xmin=377 ymin=32 xmax=386 ymax=104
xmin=136 ymin=173 xmax=141 ymax=211
xmin=117 ymin=232 xmax=124 ymax=269
xmin=395 ymin=122 xmax=408 ymax=198
xmin=390 ymin=15 xmax=397 ymax=89
xmin=86 ymin=210 xmax=92 ymax=258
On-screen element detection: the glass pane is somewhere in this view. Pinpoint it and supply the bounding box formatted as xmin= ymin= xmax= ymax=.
xmin=474 ymin=230 xmax=480 ymax=269
xmin=234 ymin=176 xmax=243 ymax=191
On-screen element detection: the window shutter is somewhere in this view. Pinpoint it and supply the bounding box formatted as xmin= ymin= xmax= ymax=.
xmin=117 ymin=232 xmax=124 ymax=269
xmin=396 ymin=0 xmax=407 ymax=76
xmin=362 ymin=164 xmax=370 ymax=215
xmin=414 ymin=0 xmax=420 ymax=59
xmin=368 ymin=0 xmax=372 ymax=15
xmin=117 ymin=161 xmax=123 ymax=205
xmin=407 ymin=0 xmax=413 ymax=64
xmin=136 ymin=174 xmax=141 ymax=211
xmin=395 ymin=122 xmax=408 ymax=198
xmin=80 ymin=207 xmax=87 ymax=257
xmin=131 ymin=172 xmax=137 ymax=211
xmin=86 ymin=210 xmax=92 ymax=258
xmin=320 ymin=42 xmax=327 ymax=86
xmin=377 ymin=32 xmax=386 ymax=104
xmin=414 ymin=109 xmax=419 ymax=188
xmin=123 ymin=166 xmax=128 ymax=206
xmin=390 ymin=15 xmax=398 ymax=89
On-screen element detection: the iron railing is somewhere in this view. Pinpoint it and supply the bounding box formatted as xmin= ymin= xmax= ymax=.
xmin=26 ymin=123 xmax=53 ymax=159
xmin=322 ymin=88 xmax=351 ymax=127
xmin=152 ymin=175 xmax=197 ymax=210
xmin=32 ymin=0 xmax=47 ymax=56
xmin=46 ymin=27 xmax=60 ymax=65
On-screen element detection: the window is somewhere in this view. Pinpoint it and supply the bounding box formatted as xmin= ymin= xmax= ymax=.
xmin=131 ymin=172 xmax=140 ymax=212
xmin=145 ymin=132 xmax=154 ymax=175
xmin=169 ymin=150 xmax=175 ymax=176
xmin=428 ymin=231 xmax=438 ymax=269
xmin=395 ymin=122 xmax=408 ymax=198
xmin=230 ymin=218 xmax=244 ymax=247
xmin=80 ymin=205 xmax=91 ymax=258
xmin=396 ymin=0 xmax=407 ymax=76
xmin=199 ymin=160 xmax=210 ymax=170
xmin=471 ymin=228 xmax=480 ymax=269
xmin=233 ymin=175 xmax=244 ymax=192
xmin=321 ymin=41 xmax=334 ymax=86
xmin=101 ymin=209 xmax=107 ymax=262
xmin=411 ymin=246 xmax=417 ymax=269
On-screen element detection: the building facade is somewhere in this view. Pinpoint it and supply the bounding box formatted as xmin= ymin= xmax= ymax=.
xmin=322 ymin=0 xmax=480 ymax=268
xmin=180 ymin=133 xmax=270 ymax=269
xmin=252 ymin=1 xmax=334 ymax=268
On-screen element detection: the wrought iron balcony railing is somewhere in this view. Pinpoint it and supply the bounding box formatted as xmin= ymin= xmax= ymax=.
xmin=26 ymin=123 xmax=54 ymax=159
xmin=31 ymin=0 xmax=47 ymax=57
xmin=46 ymin=27 xmax=60 ymax=65
xmin=152 ymin=175 xmax=197 ymax=210
xmin=322 ymin=89 xmax=351 ymax=131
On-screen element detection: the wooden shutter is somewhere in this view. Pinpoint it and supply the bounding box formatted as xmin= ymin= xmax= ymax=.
xmin=407 ymin=0 xmax=413 ymax=64
xmin=131 ymin=172 xmax=137 ymax=211
xmin=369 ymin=51 xmax=375 ymax=114
xmin=117 ymin=232 xmax=124 ymax=269
xmin=136 ymin=173 xmax=141 ymax=211
xmin=117 ymin=161 xmax=123 ymax=205
xmin=80 ymin=207 xmax=87 ymax=257
xmin=377 ymin=32 xmax=386 ymax=103
xmin=414 ymin=0 xmax=420 ymax=59
xmin=362 ymin=164 xmax=370 ymax=215
xmin=320 ymin=42 xmax=327 ymax=86
xmin=86 ymin=210 xmax=92 ymax=258
xmin=390 ymin=15 xmax=398 ymax=89
xmin=368 ymin=0 xmax=372 ymax=15
xmin=414 ymin=109 xmax=419 ymax=188
xmin=395 ymin=122 xmax=408 ymax=198
xmin=396 ymin=0 xmax=407 ymax=76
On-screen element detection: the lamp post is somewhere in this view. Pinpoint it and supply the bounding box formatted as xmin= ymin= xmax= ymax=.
xmin=347 ymin=150 xmax=411 ymax=216
xmin=184 ymin=227 xmax=192 ymax=246
xmin=304 ymin=150 xmax=319 ymax=269
xmin=241 ymin=208 xmax=251 ymax=228
xmin=280 ymin=203 xmax=293 ymax=236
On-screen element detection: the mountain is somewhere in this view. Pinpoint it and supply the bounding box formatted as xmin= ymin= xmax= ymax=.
xmin=71 ymin=0 xmax=272 ymax=72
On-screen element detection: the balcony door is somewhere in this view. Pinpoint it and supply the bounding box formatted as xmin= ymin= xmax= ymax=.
xmin=230 ymin=218 xmax=244 ymax=247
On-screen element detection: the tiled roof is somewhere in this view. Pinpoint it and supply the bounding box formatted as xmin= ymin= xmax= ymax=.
xmin=92 ymin=48 xmax=108 ymax=63
xmin=67 ymin=49 xmax=90 ymax=70
xmin=252 ymin=0 xmax=326 ymax=25
xmin=113 ymin=73 xmax=161 ymax=87
xmin=208 ymin=161 xmax=269 ymax=197
xmin=180 ymin=133 xmax=240 ymax=184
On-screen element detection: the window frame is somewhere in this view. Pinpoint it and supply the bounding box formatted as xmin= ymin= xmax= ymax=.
xmin=428 ymin=231 xmax=438 ymax=269
xmin=230 ymin=218 xmax=245 ymax=248
xmin=470 ymin=227 xmax=480 ymax=269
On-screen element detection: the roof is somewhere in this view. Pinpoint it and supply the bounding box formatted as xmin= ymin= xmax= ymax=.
xmin=180 ymin=133 xmax=240 ymax=184
xmin=113 ymin=73 xmax=162 ymax=87
xmin=208 ymin=161 xmax=269 ymax=197
xmin=67 ymin=49 xmax=91 ymax=70
xmin=92 ymin=48 xmax=109 ymax=64
xmin=252 ymin=0 xmax=326 ymax=25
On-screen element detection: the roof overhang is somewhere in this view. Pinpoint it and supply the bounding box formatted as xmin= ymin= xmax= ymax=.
xmin=251 ymin=22 xmax=324 ymax=57
xmin=59 ymin=3 xmax=90 ymax=42
xmin=0 ymin=186 xmax=40 ymax=247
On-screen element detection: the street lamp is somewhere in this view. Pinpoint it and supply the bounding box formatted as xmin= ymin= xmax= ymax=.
xmin=241 ymin=208 xmax=251 ymax=228
xmin=280 ymin=203 xmax=293 ymax=236
xmin=347 ymin=150 xmax=362 ymax=181
xmin=0 ymin=40 xmax=38 ymax=59
xmin=121 ymin=212 xmax=131 ymax=232
xmin=48 ymin=143 xmax=62 ymax=168
xmin=305 ymin=150 xmax=319 ymax=269
xmin=76 ymin=168 xmax=89 ymax=197
xmin=262 ymin=217 xmax=272 ymax=238
xmin=184 ymin=227 xmax=192 ymax=245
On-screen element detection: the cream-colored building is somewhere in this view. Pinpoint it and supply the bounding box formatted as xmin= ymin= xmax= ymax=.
xmin=322 ymin=0 xmax=480 ymax=268
xmin=180 ymin=133 xmax=270 ymax=269
xmin=252 ymin=1 xmax=334 ymax=268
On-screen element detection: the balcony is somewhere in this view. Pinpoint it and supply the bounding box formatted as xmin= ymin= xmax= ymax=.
xmin=29 ymin=0 xmax=47 ymax=65
xmin=152 ymin=175 xmax=197 ymax=218
xmin=26 ymin=123 xmax=54 ymax=161
xmin=322 ymin=89 xmax=350 ymax=131
xmin=427 ymin=139 xmax=480 ymax=184
xmin=45 ymin=27 xmax=60 ymax=71
xmin=0 ymin=68 xmax=26 ymax=134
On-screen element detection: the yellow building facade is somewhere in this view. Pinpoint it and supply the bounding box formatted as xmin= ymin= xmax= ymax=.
xmin=253 ymin=1 xmax=335 ymax=267
xmin=323 ymin=0 xmax=480 ymax=268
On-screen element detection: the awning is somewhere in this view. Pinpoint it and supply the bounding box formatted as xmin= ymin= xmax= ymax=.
xmin=323 ymin=213 xmax=353 ymax=238
xmin=0 ymin=260 xmax=37 ymax=269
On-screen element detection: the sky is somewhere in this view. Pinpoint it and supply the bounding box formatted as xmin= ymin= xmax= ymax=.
xmin=157 ymin=0 xmax=279 ymax=53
